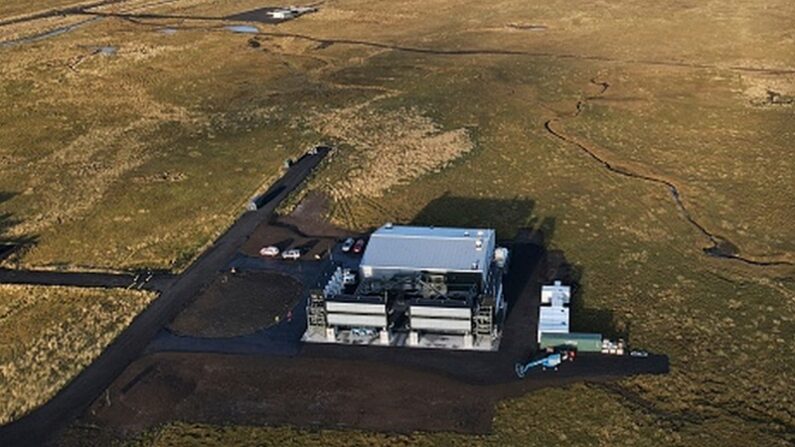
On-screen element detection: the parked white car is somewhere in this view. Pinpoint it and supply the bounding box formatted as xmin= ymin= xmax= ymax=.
xmin=259 ymin=246 xmax=280 ymax=257
xmin=341 ymin=238 xmax=355 ymax=252
xmin=630 ymin=350 xmax=649 ymax=358
xmin=281 ymin=249 xmax=301 ymax=260
xmin=342 ymin=268 xmax=356 ymax=285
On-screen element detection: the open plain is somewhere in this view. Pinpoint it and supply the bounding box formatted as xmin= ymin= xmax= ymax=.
xmin=0 ymin=0 xmax=793 ymax=446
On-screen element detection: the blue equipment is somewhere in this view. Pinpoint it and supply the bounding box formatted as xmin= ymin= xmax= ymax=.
xmin=515 ymin=350 xmax=574 ymax=378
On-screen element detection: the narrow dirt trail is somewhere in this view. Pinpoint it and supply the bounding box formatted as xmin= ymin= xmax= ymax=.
xmin=251 ymin=31 xmax=795 ymax=76
xmin=6 ymin=11 xmax=795 ymax=77
xmin=544 ymin=79 xmax=793 ymax=267
xmin=3 ymin=15 xmax=791 ymax=267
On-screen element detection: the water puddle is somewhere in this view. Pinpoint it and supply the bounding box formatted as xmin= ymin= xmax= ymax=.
xmin=97 ymin=45 xmax=116 ymax=55
xmin=704 ymin=238 xmax=740 ymax=258
xmin=225 ymin=25 xmax=259 ymax=34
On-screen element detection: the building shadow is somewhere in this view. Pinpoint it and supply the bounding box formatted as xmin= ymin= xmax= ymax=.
xmin=410 ymin=192 xmax=538 ymax=240
xmin=543 ymin=251 xmax=626 ymax=342
xmin=0 ymin=192 xmax=37 ymax=266
xmin=409 ymin=193 xmax=627 ymax=352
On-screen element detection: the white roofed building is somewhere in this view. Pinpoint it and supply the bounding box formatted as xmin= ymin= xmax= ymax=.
xmin=360 ymin=224 xmax=496 ymax=283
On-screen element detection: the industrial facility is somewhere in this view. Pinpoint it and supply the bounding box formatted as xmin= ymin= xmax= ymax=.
xmin=536 ymin=280 xmax=624 ymax=356
xmin=303 ymin=224 xmax=509 ymax=350
xmin=514 ymin=280 xmax=628 ymax=377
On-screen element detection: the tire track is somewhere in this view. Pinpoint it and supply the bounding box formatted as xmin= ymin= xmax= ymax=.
xmin=544 ymin=79 xmax=793 ymax=267
xmin=326 ymin=184 xmax=357 ymax=229
xmin=360 ymin=196 xmax=392 ymax=219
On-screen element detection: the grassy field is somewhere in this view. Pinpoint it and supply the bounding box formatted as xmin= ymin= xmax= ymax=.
xmin=0 ymin=0 xmax=93 ymax=20
xmin=0 ymin=285 xmax=153 ymax=425
xmin=1 ymin=0 xmax=794 ymax=445
xmin=0 ymin=0 xmax=324 ymax=271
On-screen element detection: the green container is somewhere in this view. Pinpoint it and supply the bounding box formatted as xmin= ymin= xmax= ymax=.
xmin=540 ymin=332 xmax=602 ymax=352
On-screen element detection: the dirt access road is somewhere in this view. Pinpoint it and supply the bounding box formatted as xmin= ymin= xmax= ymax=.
xmin=0 ymin=147 xmax=330 ymax=446
xmin=84 ymin=351 xmax=662 ymax=436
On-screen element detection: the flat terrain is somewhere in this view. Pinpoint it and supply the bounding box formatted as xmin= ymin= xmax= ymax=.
xmin=78 ymin=351 xmax=664 ymax=439
xmin=1 ymin=0 xmax=793 ymax=446
xmin=0 ymin=147 xmax=327 ymax=446
xmin=70 ymin=241 xmax=666 ymax=441
xmin=240 ymin=219 xmax=338 ymax=261
xmin=168 ymin=271 xmax=303 ymax=337
xmin=0 ymin=285 xmax=153 ymax=425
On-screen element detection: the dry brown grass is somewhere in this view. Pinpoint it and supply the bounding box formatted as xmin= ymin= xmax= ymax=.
xmin=0 ymin=1 xmax=92 ymax=23
xmin=0 ymin=12 xmax=313 ymax=270
xmin=309 ymin=98 xmax=474 ymax=201
xmin=0 ymin=284 xmax=154 ymax=424
xmin=1 ymin=0 xmax=794 ymax=444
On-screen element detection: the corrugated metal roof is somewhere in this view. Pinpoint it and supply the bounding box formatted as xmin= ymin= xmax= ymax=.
xmin=360 ymin=224 xmax=495 ymax=273
xmin=538 ymin=306 xmax=570 ymax=334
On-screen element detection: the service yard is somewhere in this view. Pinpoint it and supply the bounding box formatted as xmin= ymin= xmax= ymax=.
xmin=0 ymin=0 xmax=794 ymax=446
xmin=71 ymin=236 xmax=667 ymax=442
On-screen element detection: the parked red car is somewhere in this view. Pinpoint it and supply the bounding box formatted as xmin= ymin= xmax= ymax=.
xmin=352 ymin=239 xmax=366 ymax=254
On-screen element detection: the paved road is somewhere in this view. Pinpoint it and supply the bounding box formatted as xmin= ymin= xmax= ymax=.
xmin=0 ymin=268 xmax=174 ymax=292
xmin=0 ymin=147 xmax=330 ymax=446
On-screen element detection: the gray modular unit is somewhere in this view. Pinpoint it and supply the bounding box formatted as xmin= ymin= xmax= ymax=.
xmin=410 ymin=317 xmax=472 ymax=333
xmin=409 ymin=306 xmax=472 ymax=319
xmin=326 ymin=313 xmax=387 ymax=328
xmin=326 ymin=301 xmax=387 ymax=315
